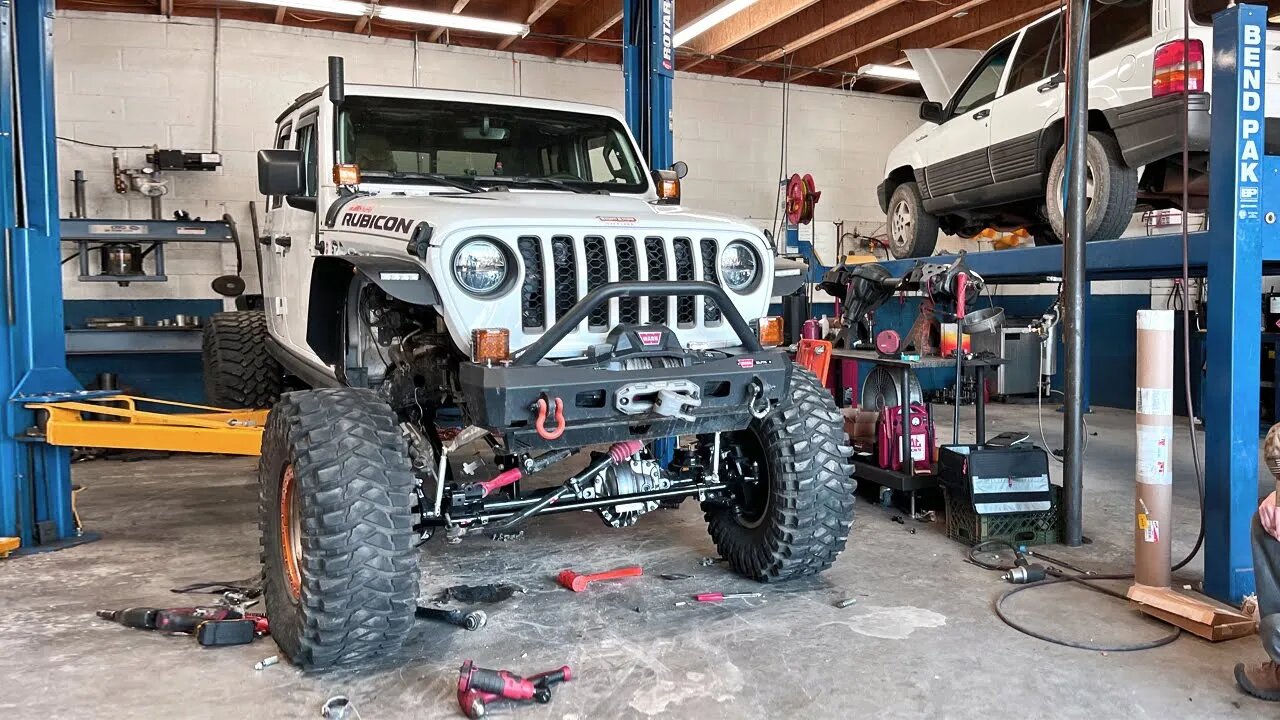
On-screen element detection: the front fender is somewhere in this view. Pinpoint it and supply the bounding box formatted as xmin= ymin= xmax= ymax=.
xmin=342 ymin=254 xmax=440 ymax=306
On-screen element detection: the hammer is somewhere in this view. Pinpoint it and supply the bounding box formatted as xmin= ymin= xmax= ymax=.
xmin=416 ymin=606 xmax=487 ymax=631
xmin=557 ymin=566 xmax=643 ymax=592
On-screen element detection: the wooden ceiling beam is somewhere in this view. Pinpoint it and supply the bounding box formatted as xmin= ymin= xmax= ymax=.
xmin=496 ymin=0 xmax=563 ymax=51
xmin=560 ymin=1 xmax=623 ymax=58
xmin=727 ymin=0 xmax=906 ymax=78
xmin=274 ymin=5 xmax=286 ymax=23
xmin=681 ymin=0 xmax=819 ymax=71
xmin=785 ymin=0 xmax=1003 ymax=82
xmin=427 ymin=0 xmax=472 ymax=43
xmin=831 ymin=0 xmax=1059 ymax=89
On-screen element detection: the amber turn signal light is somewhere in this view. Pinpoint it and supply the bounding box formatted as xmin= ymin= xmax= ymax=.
xmin=333 ymin=164 xmax=361 ymax=185
xmin=757 ymin=317 xmax=784 ymax=348
xmin=471 ymin=328 xmax=511 ymax=364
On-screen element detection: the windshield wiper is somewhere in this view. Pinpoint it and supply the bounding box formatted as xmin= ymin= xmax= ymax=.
xmin=360 ymin=171 xmax=485 ymax=193
xmin=488 ymin=176 xmax=591 ymax=194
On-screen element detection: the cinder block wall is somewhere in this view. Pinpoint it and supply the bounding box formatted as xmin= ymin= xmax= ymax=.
xmin=52 ymin=10 xmax=922 ymax=302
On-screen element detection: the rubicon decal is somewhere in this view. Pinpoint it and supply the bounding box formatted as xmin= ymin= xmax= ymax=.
xmin=342 ymin=212 xmax=414 ymax=234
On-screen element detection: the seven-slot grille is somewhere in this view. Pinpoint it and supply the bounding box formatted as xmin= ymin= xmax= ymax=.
xmin=516 ymin=233 xmax=732 ymax=334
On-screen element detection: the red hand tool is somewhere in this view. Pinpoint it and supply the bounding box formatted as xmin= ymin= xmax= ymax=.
xmin=456 ymin=660 xmax=572 ymax=719
xmin=556 ymin=566 xmax=643 ymax=592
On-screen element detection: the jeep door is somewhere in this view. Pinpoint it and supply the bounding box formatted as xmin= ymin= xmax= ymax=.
xmin=919 ymin=35 xmax=1017 ymax=213
xmin=259 ymin=118 xmax=293 ymax=343
xmin=262 ymin=105 xmax=321 ymax=355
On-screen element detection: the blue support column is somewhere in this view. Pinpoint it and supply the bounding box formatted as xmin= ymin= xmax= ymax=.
xmin=624 ymin=0 xmax=677 ymax=468
xmin=0 ymin=0 xmax=81 ymax=548
xmin=1203 ymin=3 xmax=1273 ymax=602
xmin=623 ymin=0 xmax=674 ymax=170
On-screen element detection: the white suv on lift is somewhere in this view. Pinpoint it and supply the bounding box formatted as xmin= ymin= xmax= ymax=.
xmin=878 ymin=0 xmax=1262 ymax=258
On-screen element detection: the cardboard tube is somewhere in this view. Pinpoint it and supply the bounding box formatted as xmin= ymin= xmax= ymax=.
xmin=1134 ymin=310 xmax=1174 ymax=588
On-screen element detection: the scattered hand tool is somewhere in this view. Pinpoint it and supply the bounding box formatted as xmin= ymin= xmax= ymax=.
xmin=835 ymin=598 xmax=858 ymax=609
xmin=698 ymin=556 xmax=726 ymax=567
xmin=694 ymin=592 xmax=763 ymax=603
xmin=659 ymin=573 xmax=692 ymax=581
xmin=96 ymin=605 xmax=269 ymax=644
xmin=416 ymin=605 xmax=487 ymax=631
xmin=456 ymin=660 xmax=571 ymax=719
xmin=255 ymin=655 xmax=279 ymax=670
xmin=557 ymin=566 xmax=642 ymax=592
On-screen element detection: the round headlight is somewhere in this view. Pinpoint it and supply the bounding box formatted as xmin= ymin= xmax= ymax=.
xmin=452 ymin=239 xmax=508 ymax=296
xmin=719 ymin=241 xmax=759 ymax=292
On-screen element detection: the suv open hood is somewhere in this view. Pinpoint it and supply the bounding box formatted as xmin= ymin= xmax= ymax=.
xmin=904 ymin=48 xmax=984 ymax=105
xmin=327 ymin=190 xmax=767 ymax=242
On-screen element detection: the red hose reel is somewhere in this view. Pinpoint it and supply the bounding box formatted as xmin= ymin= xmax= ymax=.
xmin=784 ymin=173 xmax=820 ymax=226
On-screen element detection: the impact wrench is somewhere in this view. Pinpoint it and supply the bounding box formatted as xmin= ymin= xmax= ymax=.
xmin=457 ymin=660 xmax=572 ymax=719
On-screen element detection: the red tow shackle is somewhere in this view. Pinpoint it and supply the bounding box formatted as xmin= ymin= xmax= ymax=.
xmin=535 ymin=396 xmax=565 ymax=440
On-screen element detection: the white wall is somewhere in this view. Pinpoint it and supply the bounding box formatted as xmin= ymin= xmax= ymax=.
xmin=52 ymin=10 xmax=921 ymax=301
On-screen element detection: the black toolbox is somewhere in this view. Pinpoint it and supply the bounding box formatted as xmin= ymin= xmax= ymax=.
xmin=938 ymin=443 xmax=1061 ymax=546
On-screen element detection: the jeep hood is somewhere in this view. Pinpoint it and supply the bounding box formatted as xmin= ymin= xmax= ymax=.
xmin=328 ymin=191 xmax=767 ymax=242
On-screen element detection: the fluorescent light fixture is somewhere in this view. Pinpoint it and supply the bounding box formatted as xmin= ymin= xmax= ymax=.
xmin=673 ymin=0 xmax=759 ymax=47
xmin=377 ymin=5 xmax=530 ymax=36
xmin=238 ymin=0 xmax=369 ymax=16
xmin=858 ymin=64 xmax=921 ymax=83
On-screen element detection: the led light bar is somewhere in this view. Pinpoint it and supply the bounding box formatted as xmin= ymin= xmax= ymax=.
xmin=673 ymin=0 xmax=759 ymax=47
xmin=377 ymin=6 xmax=530 ymax=36
xmin=858 ymin=64 xmax=921 ymax=83
xmin=238 ymin=0 xmax=369 ymax=16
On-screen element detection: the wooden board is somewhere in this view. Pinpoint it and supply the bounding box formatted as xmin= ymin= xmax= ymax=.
xmin=1126 ymin=584 xmax=1256 ymax=642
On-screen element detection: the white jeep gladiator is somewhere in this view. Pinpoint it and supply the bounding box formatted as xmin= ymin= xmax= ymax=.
xmin=879 ymin=0 xmax=1275 ymax=258
xmin=201 ymin=59 xmax=855 ymax=669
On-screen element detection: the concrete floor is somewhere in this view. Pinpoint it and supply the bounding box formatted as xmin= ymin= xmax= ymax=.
xmin=0 ymin=403 xmax=1271 ymax=719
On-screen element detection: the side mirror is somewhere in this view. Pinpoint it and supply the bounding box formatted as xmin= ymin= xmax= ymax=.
xmin=670 ymin=160 xmax=689 ymax=179
xmin=257 ymin=149 xmax=304 ymax=196
xmin=652 ymin=169 xmax=681 ymax=204
xmin=919 ymin=101 xmax=945 ymax=124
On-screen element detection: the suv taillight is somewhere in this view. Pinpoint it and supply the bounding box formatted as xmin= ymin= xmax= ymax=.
xmin=1153 ymin=39 xmax=1204 ymax=97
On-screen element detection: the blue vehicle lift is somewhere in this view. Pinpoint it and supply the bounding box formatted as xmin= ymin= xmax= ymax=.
xmin=0 ymin=0 xmax=83 ymax=552
xmin=878 ymin=4 xmax=1270 ymax=604
xmin=623 ymin=0 xmax=678 ymax=467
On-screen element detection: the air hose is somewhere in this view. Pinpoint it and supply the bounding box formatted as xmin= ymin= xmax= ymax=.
xmin=969 ymin=540 xmax=1181 ymax=651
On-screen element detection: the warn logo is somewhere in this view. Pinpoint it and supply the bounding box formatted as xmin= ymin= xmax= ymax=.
xmin=638 ymin=331 xmax=663 ymax=346
xmin=341 ymin=212 xmax=413 ymax=234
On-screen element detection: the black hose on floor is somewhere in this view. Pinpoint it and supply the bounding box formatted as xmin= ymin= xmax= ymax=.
xmin=969 ymin=540 xmax=1182 ymax=652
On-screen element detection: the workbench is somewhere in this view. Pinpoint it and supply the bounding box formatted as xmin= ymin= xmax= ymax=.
xmin=830 ymin=349 xmax=1002 ymax=503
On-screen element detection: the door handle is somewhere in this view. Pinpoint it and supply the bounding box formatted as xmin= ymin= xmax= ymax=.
xmin=972 ymin=109 xmax=990 ymax=120
xmin=258 ymin=234 xmax=272 ymax=246
xmin=274 ymin=235 xmax=292 ymax=248
xmin=1037 ymin=75 xmax=1063 ymax=93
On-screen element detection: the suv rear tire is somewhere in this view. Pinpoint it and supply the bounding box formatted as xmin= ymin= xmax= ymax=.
xmin=259 ymin=389 xmax=420 ymax=669
xmin=887 ymin=181 xmax=940 ymax=259
xmin=202 ymin=311 xmax=283 ymax=409
xmin=703 ymin=368 xmax=856 ymax=581
xmin=1045 ymin=131 xmax=1137 ymax=243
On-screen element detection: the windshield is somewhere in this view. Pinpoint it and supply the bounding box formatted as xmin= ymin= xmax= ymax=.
xmin=339 ymin=96 xmax=649 ymax=193
xmin=1192 ymin=0 xmax=1280 ymax=26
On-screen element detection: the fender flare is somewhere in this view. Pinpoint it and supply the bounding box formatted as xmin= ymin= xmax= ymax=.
xmin=338 ymin=254 xmax=440 ymax=306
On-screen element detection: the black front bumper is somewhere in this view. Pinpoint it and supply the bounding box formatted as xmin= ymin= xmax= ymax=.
xmin=459 ymin=350 xmax=791 ymax=451
xmin=459 ymin=279 xmax=788 ymax=451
